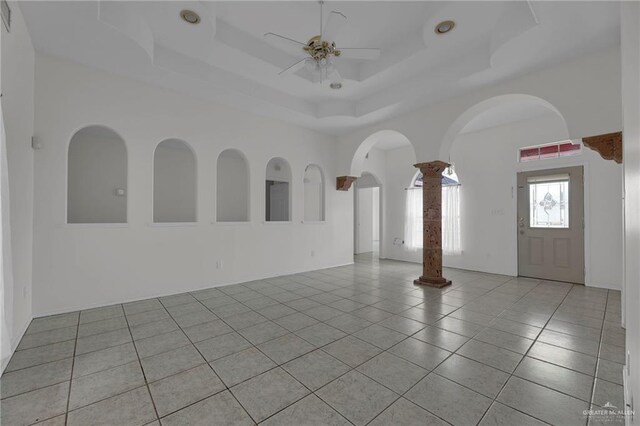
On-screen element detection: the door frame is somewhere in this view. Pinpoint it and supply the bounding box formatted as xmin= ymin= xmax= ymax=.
xmin=514 ymin=161 xmax=590 ymax=283
xmin=353 ymin=173 xmax=383 ymax=258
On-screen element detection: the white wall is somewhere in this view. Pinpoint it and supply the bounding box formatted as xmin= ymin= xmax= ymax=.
xmin=372 ymin=187 xmax=379 ymax=242
xmin=1 ymin=2 xmax=35 ymax=372
xmin=32 ymin=54 xmax=351 ymax=316
xmin=379 ymin=114 xmax=623 ymax=290
xmin=381 ymin=146 xmax=419 ymax=261
xmin=67 ymin=126 xmax=127 ymax=224
xmin=153 ymin=140 xmax=197 ymax=223
xmin=449 ymin=114 xmax=622 ymax=288
xmin=217 ymin=151 xmax=249 ymax=222
xmin=621 ymin=1 xmax=640 ymax=418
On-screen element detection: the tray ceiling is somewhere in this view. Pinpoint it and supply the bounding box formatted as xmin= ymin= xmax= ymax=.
xmin=20 ymin=1 xmax=620 ymax=135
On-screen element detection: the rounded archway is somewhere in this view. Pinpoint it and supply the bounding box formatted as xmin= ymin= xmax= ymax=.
xmin=438 ymin=94 xmax=569 ymax=161
xmin=350 ymin=130 xmax=416 ymax=177
xmin=438 ymin=93 xmax=573 ymax=278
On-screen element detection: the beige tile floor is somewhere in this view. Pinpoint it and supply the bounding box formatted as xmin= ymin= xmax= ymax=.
xmin=0 ymin=255 xmax=627 ymax=425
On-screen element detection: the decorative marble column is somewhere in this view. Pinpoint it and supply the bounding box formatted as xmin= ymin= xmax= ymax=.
xmin=413 ymin=161 xmax=452 ymax=288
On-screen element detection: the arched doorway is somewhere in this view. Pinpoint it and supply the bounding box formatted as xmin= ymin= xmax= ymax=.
xmin=438 ymin=94 xmax=594 ymax=284
xmin=350 ymin=130 xmax=416 ymax=260
xmin=354 ymin=172 xmax=382 ymax=258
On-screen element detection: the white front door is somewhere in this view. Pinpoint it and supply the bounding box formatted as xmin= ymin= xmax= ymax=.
xmin=517 ymin=166 xmax=585 ymax=283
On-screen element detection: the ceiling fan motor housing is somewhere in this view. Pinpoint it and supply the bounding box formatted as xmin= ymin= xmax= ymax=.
xmin=304 ymin=36 xmax=341 ymax=61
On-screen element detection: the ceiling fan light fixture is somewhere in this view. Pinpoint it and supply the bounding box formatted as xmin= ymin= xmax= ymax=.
xmin=180 ymin=10 xmax=200 ymax=25
xmin=330 ymin=82 xmax=342 ymax=90
xmin=435 ymin=20 xmax=455 ymax=34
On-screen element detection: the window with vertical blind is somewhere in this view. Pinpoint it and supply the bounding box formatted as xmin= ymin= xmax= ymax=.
xmin=405 ymin=171 xmax=461 ymax=254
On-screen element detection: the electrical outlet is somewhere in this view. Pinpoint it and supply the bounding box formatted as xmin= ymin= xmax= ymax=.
xmin=311 ymin=250 xmax=315 ymax=257
xmin=216 ymin=261 xmax=222 ymax=269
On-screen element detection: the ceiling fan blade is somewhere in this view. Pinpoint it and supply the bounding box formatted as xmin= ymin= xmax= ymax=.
xmin=279 ymin=57 xmax=308 ymax=75
xmin=338 ymin=47 xmax=381 ymax=60
xmin=264 ymin=32 xmax=306 ymax=55
xmin=322 ymin=11 xmax=347 ymax=42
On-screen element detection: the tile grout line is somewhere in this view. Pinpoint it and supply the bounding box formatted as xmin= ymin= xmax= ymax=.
xmin=365 ymin=275 xmax=548 ymax=426
xmin=5 ymin=260 xmax=624 ymax=426
xmin=121 ymin=305 xmax=162 ymax=423
xmin=157 ymin=294 xmax=270 ymax=424
xmin=63 ymin=311 xmax=81 ymax=426
xmin=475 ymin=281 xmax=587 ymax=426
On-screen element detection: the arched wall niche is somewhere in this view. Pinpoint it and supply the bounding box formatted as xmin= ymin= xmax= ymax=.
xmin=265 ymin=157 xmax=292 ymax=222
xmin=216 ymin=149 xmax=250 ymax=222
xmin=67 ymin=125 xmax=128 ymax=224
xmin=303 ymin=164 xmax=325 ymax=222
xmin=153 ymin=138 xmax=197 ymax=223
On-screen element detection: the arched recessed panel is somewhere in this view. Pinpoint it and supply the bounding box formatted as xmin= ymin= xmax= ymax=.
xmin=304 ymin=164 xmax=325 ymax=221
xmin=217 ymin=149 xmax=249 ymax=222
xmin=265 ymin=157 xmax=291 ymax=222
xmin=153 ymin=139 xmax=197 ymax=223
xmin=67 ymin=125 xmax=127 ymax=223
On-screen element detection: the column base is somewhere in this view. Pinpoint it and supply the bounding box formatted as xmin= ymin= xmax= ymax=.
xmin=413 ymin=276 xmax=452 ymax=288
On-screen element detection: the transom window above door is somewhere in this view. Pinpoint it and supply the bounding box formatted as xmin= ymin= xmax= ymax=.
xmin=519 ymin=141 xmax=581 ymax=162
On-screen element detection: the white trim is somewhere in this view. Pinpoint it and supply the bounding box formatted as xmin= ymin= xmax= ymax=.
xmin=61 ymin=223 xmax=129 ymax=229
xmin=148 ymin=222 xmax=198 ymax=227
xmin=1 ymin=316 xmax=30 ymax=374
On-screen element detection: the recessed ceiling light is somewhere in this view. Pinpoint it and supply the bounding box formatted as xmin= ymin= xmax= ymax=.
xmin=435 ymin=20 xmax=455 ymax=35
xmin=330 ymin=82 xmax=342 ymax=90
xmin=180 ymin=10 xmax=200 ymax=25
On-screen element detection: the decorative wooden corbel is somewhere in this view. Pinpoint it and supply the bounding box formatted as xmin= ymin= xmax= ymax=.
xmin=582 ymin=132 xmax=622 ymax=164
xmin=336 ymin=176 xmax=357 ymax=191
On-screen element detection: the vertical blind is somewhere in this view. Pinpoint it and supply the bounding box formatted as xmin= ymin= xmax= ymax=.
xmin=405 ymin=184 xmax=461 ymax=254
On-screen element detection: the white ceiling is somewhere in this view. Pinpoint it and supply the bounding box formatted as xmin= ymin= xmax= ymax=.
xmin=19 ymin=1 xmax=620 ymax=136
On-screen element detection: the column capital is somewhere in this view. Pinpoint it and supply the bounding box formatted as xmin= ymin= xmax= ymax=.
xmin=414 ymin=161 xmax=450 ymax=177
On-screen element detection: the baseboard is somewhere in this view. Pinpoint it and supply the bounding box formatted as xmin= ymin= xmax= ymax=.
xmin=1 ymin=317 xmax=31 ymax=375
xmin=32 ymin=260 xmax=356 ymax=319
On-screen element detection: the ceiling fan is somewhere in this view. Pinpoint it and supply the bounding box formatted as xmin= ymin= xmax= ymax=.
xmin=264 ymin=1 xmax=381 ymax=88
